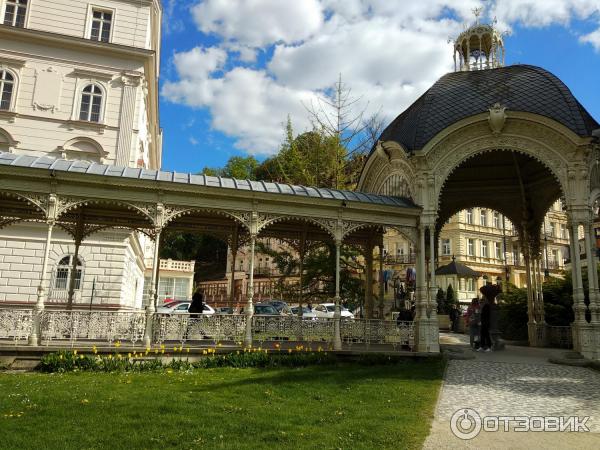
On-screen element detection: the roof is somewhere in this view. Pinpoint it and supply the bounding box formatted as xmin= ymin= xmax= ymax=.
xmin=435 ymin=257 xmax=480 ymax=277
xmin=378 ymin=64 xmax=599 ymax=152
xmin=0 ymin=152 xmax=416 ymax=208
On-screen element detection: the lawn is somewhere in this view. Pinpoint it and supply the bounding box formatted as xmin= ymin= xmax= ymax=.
xmin=0 ymin=359 xmax=444 ymax=450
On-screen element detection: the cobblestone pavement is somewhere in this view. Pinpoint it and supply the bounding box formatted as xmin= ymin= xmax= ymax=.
xmin=423 ymin=336 xmax=600 ymax=449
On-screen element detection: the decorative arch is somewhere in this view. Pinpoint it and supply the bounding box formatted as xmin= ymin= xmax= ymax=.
xmin=257 ymin=215 xmax=337 ymax=241
xmin=57 ymin=137 xmax=108 ymax=163
xmin=425 ymin=117 xmax=575 ymax=212
xmin=0 ymin=127 xmax=18 ymax=152
xmin=162 ymin=207 xmax=251 ymax=232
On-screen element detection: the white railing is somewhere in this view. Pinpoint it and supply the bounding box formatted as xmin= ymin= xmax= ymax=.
xmin=0 ymin=309 xmax=33 ymax=343
xmin=0 ymin=308 xmax=414 ymax=350
xmin=40 ymin=311 xmax=147 ymax=347
xmin=341 ymin=320 xmax=414 ymax=349
xmin=153 ymin=314 xmax=246 ymax=344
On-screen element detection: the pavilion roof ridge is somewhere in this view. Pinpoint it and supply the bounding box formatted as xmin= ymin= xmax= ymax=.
xmin=0 ymin=151 xmax=418 ymax=208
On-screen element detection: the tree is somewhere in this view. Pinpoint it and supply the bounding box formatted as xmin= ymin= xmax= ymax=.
xmin=436 ymin=288 xmax=446 ymax=314
xmin=200 ymin=155 xmax=259 ymax=180
xmin=303 ymin=74 xmax=376 ymax=189
xmin=445 ymin=284 xmax=456 ymax=312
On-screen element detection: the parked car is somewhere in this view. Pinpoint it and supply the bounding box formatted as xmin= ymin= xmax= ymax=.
xmin=313 ymin=303 xmax=355 ymax=319
xmin=267 ymin=300 xmax=293 ymax=315
xmin=216 ymin=307 xmax=234 ymax=315
xmin=290 ymin=306 xmax=318 ymax=320
xmin=252 ymin=303 xmax=281 ymax=316
xmin=157 ymin=302 xmax=215 ymax=316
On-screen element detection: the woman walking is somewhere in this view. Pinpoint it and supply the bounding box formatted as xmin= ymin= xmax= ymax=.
xmin=466 ymin=298 xmax=481 ymax=349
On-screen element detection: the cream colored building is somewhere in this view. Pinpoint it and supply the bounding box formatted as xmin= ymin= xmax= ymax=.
xmin=382 ymin=201 xmax=571 ymax=301
xmin=0 ymin=0 xmax=164 ymax=310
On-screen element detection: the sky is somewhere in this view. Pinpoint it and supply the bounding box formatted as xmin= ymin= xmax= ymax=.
xmin=158 ymin=0 xmax=600 ymax=173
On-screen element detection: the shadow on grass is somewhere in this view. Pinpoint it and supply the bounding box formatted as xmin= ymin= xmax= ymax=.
xmin=188 ymin=359 xmax=445 ymax=394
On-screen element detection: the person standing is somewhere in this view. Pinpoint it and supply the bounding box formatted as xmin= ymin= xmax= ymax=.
xmin=479 ymin=297 xmax=492 ymax=352
xmin=466 ymin=298 xmax=481 ymax=349
xmin=449 ymin=304 xmax=459 ymax=332
xmin=188 ymin=290 xmax=204 ymax=318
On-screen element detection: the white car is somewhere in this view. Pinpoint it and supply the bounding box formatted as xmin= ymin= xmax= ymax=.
xmin=157 ymin=302 xmax=215 ymax=316
xmin=313 ymin=303 xmax=354 ymax=319
xmin=290 ymin=306 xmax=318 ymax=320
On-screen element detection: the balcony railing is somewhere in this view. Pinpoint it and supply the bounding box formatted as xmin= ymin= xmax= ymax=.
xmin=384 ymin=254 xmax=416 ymax=265
xmin=145 ymin=259 xmax=195 ymax=272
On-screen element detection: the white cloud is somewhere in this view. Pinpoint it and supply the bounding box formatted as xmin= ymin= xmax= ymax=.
xmin=191 ymin=0 xmax=324 ymax=47
xmin=163 ymin=0 xmax=600 ymax=156
xmin=581 ymin=27 xmax=600 ymax=50
xmin=189 ymin=136 xmax=199 ymax=146
xmin=491 ymin=0 xmax=600 ymax=29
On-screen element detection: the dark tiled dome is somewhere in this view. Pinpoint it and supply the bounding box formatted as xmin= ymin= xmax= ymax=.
xmin=379 ymin=64 xmax=599 ymax=152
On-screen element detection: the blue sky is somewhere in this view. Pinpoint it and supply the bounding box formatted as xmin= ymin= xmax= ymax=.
xmin=158 ymin=1 xmax=600 ymax=173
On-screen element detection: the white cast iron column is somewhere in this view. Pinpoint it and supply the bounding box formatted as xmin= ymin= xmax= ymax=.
xmin=144 ymin=228 xmax=161 ymax=347
xmin=584 ymin=220 xmax=600 ymax=325
xmin=333 ymin=237 xmax=343 ymax=350
xmin=244 ymin=233 xmax=256 ymax=346
xmin=29 ymin=218 xmax=55 ymax=346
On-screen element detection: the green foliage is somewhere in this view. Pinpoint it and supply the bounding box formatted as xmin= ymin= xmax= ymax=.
xmin=444 ymin=284 xmax=457 ymax=312
xmin=436 ymin=288 xmax=446 ymax=314
xmin=497 ymin=285 xmax=529 ymax=341
xmin=159 ymin=232 xmax=227 ymax=281
xmin=38 ymin=349 xmax=435 ymax=374
xmin=201 ymin=155 xmax=259 ymax=180
xmin=543 ymin=274 xmax=574 ymax=326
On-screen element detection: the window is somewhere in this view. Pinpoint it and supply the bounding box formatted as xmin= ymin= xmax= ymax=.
xmin=3 ymin=0 xmax=27 ymax=28
xmin=493 ymin=212 xmax=500 ymax=228
xmin=442 ymin=239 xmax=451 ymax=255
xmin=495 ymin=242 xmax=502 ymax=260
xmin=560 ymin=223 xmax=568 ymax=239
xmin=548 ymin=222 xmax=556 ymax=237
xmin=53 ymin=256 xmax=83 ymax=290
xmin=466 ymin=209 xmax=473 ymax=224
xmin=467 ymin=278 xmax=474 ymax=292
xmin=481 ymin=240 xmax=488 ymax=257
xmin=467 ymin=238 xmax=475 ymax=256
xmin=90 ymin=9 xmax=112 ymax=42
xmin=79 ymin=84 xmax=103 ymax=122
xmin=157 ymin=277 xmax=190 ymax=302
xmin=480 ymin=209 xmax=487 ymax=227
xmin=0 ymin=70 xmax=14 ymax=111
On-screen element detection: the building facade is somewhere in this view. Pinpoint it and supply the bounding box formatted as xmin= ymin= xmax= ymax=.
xmin=0 ymin=0 xmax=163 ymax=309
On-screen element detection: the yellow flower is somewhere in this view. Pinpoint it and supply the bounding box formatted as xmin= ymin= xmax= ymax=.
xmin=73 ymin=350 xmax=78 ymax=356
xmin=160 ymin=344 xmax=165 ymax=350
xmin=114 ymin=341 xmax=121 ymax=348
xmin=288 ymin=349 xmax=292 ymax=354
xmin=161 ymin=349 xmax=165 ymax=354
xmin=92 ymin=345 xmax=98 ymax=354
xmin=186 ymin=348 xmax=190 ymax=353
xmin=59 ymin=354 xmax=63 ymax=360
xmin=179 ymin=345 xmax=183 ymax=352
xmin=128 ymin=353 xmax=132 ymax=358
xmin=154 ymin=349 xmax=158 ymax=354
xmin=79 ymin=355 xmax=84 ymax=360
xmin=173 ymin=346 xmax=178 ymax=353
xmin=202 ymin=350 xmax=207 ymax=355
xmin=146 ymin=347 xmax=151 ymax=353
xmin=217 ymin=343 xmax=222 ymax=347
xmin=81 ymin=399 xmax=89 ymax=404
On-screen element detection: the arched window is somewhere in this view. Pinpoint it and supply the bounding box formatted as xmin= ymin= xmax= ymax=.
xmin=53 ymin=256 xmax=83 ymax=290
xmin=0 ymin=70 xmax=15 ymax=111
xmin=79 ymin=84 xmax=103 ymax=122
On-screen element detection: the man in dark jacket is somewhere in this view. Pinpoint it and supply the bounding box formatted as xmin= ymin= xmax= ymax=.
xmin=479 ymin=298 xmax=493 ymax=352
xmin=188 ymin=291 xmax=204 ymax=319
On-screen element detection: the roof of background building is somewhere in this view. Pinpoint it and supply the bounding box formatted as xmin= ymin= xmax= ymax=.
xmin=378 ymin=64 xmax=599 ymax=153
xmin=0 ymin=152 xmax=417 ymax=208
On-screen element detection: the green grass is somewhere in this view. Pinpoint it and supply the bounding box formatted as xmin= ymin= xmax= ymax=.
xmin=0 ymin=359 xmax=444 ymax=450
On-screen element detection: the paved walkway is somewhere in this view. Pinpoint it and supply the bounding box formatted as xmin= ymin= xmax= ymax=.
xmin=423 ymin=333 xmax=600 ymax=449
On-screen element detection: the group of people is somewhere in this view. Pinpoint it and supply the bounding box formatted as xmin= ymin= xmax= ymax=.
xmin=465 ymin=297 xmax=495 ymax=352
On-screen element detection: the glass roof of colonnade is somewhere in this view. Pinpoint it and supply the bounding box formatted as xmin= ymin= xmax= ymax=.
xmin=0 ymin=152 xmax=416 ymax=208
